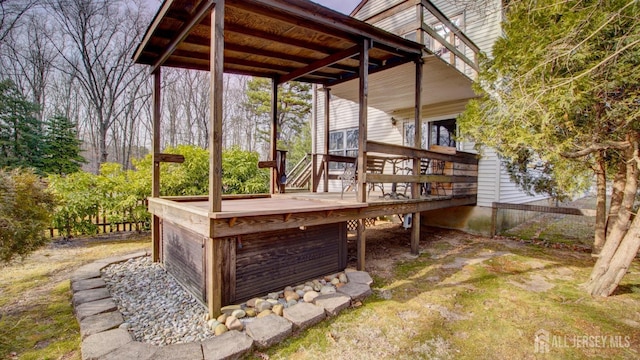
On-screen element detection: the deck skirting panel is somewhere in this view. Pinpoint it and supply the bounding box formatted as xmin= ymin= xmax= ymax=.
xmin=162 ymin=221 xmax=206 ymax=303
xmin=233 ymin=222 xmax=347 ymax=302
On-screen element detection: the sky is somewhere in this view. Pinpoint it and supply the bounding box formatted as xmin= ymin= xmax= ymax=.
xmin=312 ymin=0 xmax=362 ymax=14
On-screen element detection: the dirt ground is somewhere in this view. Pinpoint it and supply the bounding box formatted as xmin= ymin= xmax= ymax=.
xmin=346 ymin=219 xmax=484 ymax=279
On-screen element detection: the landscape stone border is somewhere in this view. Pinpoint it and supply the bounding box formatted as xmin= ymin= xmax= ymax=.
xmin=70 ymin=252 xmax=373 ymax=360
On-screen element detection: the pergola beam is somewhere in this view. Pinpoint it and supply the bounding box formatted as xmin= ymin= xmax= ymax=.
xmin=279 ymin=45 xmax=360 ymax=84
xmin=150 ymin=0 xmax=215 ymax=74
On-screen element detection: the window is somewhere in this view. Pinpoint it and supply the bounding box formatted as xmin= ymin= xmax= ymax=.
xmin=329 ymin=128 xmax=358 ymax=170
xmin=404 ymin=119 xmax=457 ymax=149
xmin=429 ymin=119 xmax=456 ymax=148
xmin=403 ymin=123 xmax=428 ymax=148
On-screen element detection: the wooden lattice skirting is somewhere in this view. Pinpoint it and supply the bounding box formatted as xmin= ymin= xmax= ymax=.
xmin=347 ymin=218 xmax=376 ymax=231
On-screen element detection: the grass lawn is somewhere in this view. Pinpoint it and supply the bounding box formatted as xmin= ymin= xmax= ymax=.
xmin=1 ymin=224 xmax=638 ymax=359
xmin=255 ymin=225 xmax=640 ymax=359
xmin=0 ymin=234 xmax=151 ymax=360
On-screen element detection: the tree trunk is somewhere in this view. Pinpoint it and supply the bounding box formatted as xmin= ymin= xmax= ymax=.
xmin=588 ymin=213 xmax=640 ymax=296
xmin=592 ymin=152 xmax=607 ymax=255
xmin=606 ymin=161 xmax=626 ymax=237
xmin=98 ymin=121 xmax=108 ymax=170
xmin=587 ymin=136 xmax=639 ymax=295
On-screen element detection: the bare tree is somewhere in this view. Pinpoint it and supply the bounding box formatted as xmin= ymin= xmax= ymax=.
xmin=0 ymin=0 xmax=39 ymax=46
xmin=2 ymin=14 xmax=57 ymax=120
xmin=47 ymin=0 xmax=149 ymax=171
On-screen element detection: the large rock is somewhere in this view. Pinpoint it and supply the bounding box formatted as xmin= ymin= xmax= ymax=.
xmin=256 ymin=300 xmax=273 ymax=312
xmin=72 ymin=278 xmax=106 ymax=292
xmin=73 ymin=288 xmax=111 ymax=307
xmin=337 ymin=282 xmax=372 ymax=302
xmin=71 ymin=263 xmax=105 ymax=282
xmin=220 ymin=305 xmax=241 ymax=315
xmin=79 ymin=311 xmax=123 ymax=339
xmin=303 ymin=291 xmax=319 ymax=303
xmin=283 ymin=303 xmax=326 ymax=332
xmin=202 ymin=330 xmax=254 ymax=360
xmin=284 ymin=290 xmax=300 ymax=302
xmin=346 ymin=271 xmax=373 ymax=285
xmin=245 ymin=314 xmax=292 ymax=349
xmin=153 ymin=342 xmax=204 ymax=360
xmin=313 ymin=293 xmax=351 ymax=317
xmin=81 ymin=328 xmax=132 ymax=360
xmin=98 ymin=341 xmax=157 ymax=360
xmin=225 ymin=316 xmax=243 ymax=331
xmin=320 ymin=285 xmax=336 ymax=295
xmin=75 ymin=298 xmax=117 ymax=321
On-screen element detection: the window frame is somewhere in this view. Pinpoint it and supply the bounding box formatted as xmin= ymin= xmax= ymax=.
xmin=328 ymin=127 xmax=359 ymax=171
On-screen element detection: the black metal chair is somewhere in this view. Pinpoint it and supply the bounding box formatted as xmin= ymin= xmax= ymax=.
xmin=429 ymin=159 xmax=446 ymax=196
xmin=366 ymin=156 xmax=386 ymax=198
xmin=339 ymin=163 xmax=357 ymax=199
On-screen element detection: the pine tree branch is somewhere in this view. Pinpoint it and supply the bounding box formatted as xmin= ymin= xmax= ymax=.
xmin=562 ymin=141 xmax=631 ymax=158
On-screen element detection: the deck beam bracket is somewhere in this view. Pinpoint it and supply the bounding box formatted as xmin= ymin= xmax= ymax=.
xmin=154 ymin=153 xmax=185 ymax=164
xmin=228 ymin=217 xmax=237 ymax=228
xmin=284 ymin=213 xmax=292 ymax=222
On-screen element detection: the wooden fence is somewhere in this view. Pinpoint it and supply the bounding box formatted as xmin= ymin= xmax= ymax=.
xmin=47 ymin=199 xmax=150 ymax=238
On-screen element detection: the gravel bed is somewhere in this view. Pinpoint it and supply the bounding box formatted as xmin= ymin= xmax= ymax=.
xmin=102 ymin=257 xmax=214 ymax=346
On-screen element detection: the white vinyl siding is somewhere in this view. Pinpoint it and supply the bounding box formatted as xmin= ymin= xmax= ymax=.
xmin=315 ymin=91 xmax=403 ymax=192
xmin=353 ymin=0 xmax=406 ymax=20
xmin=336 ymin=0 xmax=547 ymax=206
xmin=370 ymin=7 xmax=416 ymax=36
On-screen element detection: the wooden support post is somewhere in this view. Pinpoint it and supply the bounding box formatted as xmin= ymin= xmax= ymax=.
xmin=208 ymin=0 xmax=224 ymax=213
xmin=491 ymin=203 xmax=498 ymax=237
xmin=357 ymin=218 xmax=366 ymax=271
xmin=323 ymin=88 xmax=330 ymax=192
xmin=311 ymin=85 xmax=318 ymax=193
xmin=415 ymin=2 xmax=425 ymax=45
xmin=206 ymin=237 xmax=224 ymax=318
xmin=207 ymin=0 xmax=224 ymax=319
xmin=270 ymin=77 xmax=279 ymax=194
xmin=411 ymin=58 xmax=423 ymax=255
xmin=151 ymin=69 xmax=161 ymax=262
xmin=357 ymin=39 xmax=369 ymax=203
xmin=312 ymin=153 xmax=318 ymax=192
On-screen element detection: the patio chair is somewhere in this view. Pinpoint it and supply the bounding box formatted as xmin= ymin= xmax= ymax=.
xmin=366 ymin=156 xmax=386 ymax=197
xmin=339 ymin=163 xmax=357 ymax=199
xmin=428 ymin=159 xmax=446 ymax=196
xmin=419 ymin=158 xmax=431 ymax=196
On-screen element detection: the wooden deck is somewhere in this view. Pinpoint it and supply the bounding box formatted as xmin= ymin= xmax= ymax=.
xmin=148 ymin=192 xmax=476 ymax=238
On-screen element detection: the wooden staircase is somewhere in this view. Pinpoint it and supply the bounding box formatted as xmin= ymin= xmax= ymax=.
xmin=285 ymin=154 xmax=312 ymax=192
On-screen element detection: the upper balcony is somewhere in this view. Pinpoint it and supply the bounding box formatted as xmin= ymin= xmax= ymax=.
xmin=352 ymin=0 xmax=481 ymax=79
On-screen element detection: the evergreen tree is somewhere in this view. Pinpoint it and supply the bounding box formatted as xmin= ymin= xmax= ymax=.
xmin=42 ymin=114 xmax=86 ymax=175
xmin=244 ymin=78 xmax=312 ymax=153
xmin=0 ymin=79 xmax=44 ymax=170
xmin=459 ymin=0 xmax=640 ymax=296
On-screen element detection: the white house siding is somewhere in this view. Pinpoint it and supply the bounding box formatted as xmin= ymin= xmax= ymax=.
xmin=307 ymin=0 xmax=547 ymax=234
xmin=314 ymin=90 xmax=403 ymax=192
xmin=370 ymin=7 xmax=416 ymax=36
xmin=352 ymin=0 xmax=407 ymax=21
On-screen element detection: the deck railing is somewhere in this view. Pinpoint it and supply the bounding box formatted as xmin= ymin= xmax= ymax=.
xmin=358 ymin=0 xmax=481 ymax=78
xmin=311 ymin=141 xmax=478 ymax=199
xmin=418 ymin=0 xmax=480 ymax=77
xmin=365 ymin=141 xmax=479 ymax=199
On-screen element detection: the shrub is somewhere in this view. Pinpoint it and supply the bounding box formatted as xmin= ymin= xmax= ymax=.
xmin=0 ymin=168 xmax=57 ymax=263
